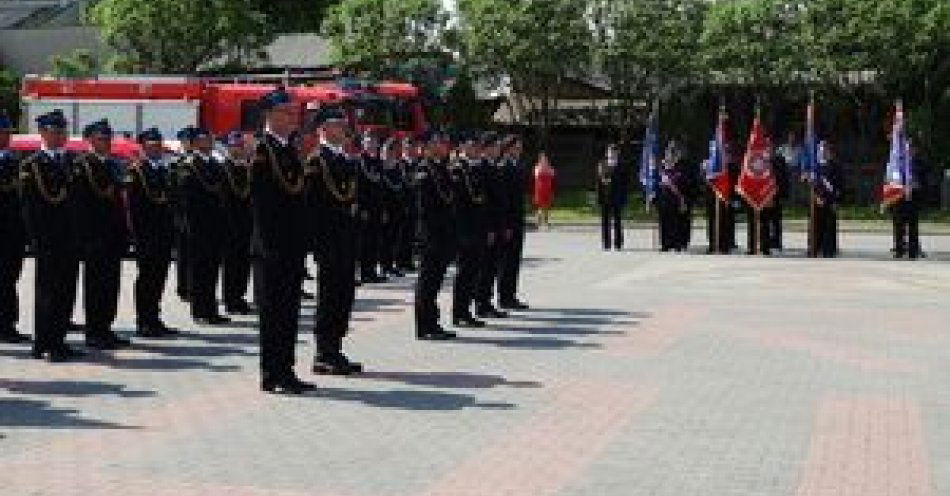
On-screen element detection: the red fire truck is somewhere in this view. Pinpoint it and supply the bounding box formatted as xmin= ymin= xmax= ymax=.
xmin=13 ymin=75 xmax=428 ymax=156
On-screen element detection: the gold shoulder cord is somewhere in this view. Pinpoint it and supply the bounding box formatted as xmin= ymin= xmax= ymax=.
xmin=462 ymin=166 xmax=485 ymax=204
xmin=432 ymin=166 xmax=454 ymax=205
xmin=318 ymin=154 xmax=356 ymax=204
xmin=185 ymin=156 xmax=224 ymax=195
xmin=133 ymin=162 xmax=168 ymax=204
xmin=223 ymin=160 xmax=251 ymax=200
xmin=81 ymin=154 xmax=117 ymax=200
xmin=25 ymin=155 xmax=68 ymax=205
xmin=261 ymin=141 xmax=305 ymax=196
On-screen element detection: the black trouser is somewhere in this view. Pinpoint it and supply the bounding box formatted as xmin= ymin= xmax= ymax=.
xmin=255 ymin=252 xmax=304 ymax=384
xmin=475 ymin=233 xmax=503 ymax=307
xmin=813 ymin=204 xmax=838 ymax=258
xmin=223 ymin=232 xmax=252 ymax=307
xmin=659 ymin=201 xmax=690 ymax=252
xmin=379 ymin=211 xmax=401 ymax=273
xmin=892 ymin=200 xmax=920 ymax=257
xmin=744 ymin=205 xmax=773 ymax=255
xmin=708 ymin=197 xmax=734 ymax=254
xmin=314 ymin=227 xmax=357 ymax=357
xmin=600 ymin=202 xmax=623 ymax=249
xmin=0 ymin=241 xmax=24 ymax=332
xmin=33 ymin=247 xmax=79 ymax=353
xmin=768 ymin=200 xmax=784 ymax=250
xmin=175 ymin=226 xmax=189 ymax=299
xmin=453 ymin=235 xmax=484 ymax=318
xmin=188 ymin=235 xmax=223 ymax=318
xmin=134 ymin=243 xmax=172 ymax=327
xmin=398 ymin=200 xmax=417 ymax=269
xmin=414 ymin=235 xmax=454 ymax=334
xmin=359 ymin=214 xmax=381 ymax=279
xmin=497 ymin=226 xmax=524 ymax=304
xmin=82 ymin=250 xmax=123 ymax=334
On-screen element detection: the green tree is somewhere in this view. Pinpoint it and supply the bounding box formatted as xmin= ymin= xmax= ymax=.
xmin=50 ymin=49 xmax=99 ymax=78
xmin=457 ymin=0 xmax=592 ymax=149
xmin=0 ymin=68 xmax=19 ymax=124
xmin=86 ymin=0 xmax=275 ymax=73
xmin=591 ymin=0 xmax=707 ymax=138
xmin=322 ymin=0 xmax=449 ymax=73
xmin=254 ymin=0 xmax=341 ymax=33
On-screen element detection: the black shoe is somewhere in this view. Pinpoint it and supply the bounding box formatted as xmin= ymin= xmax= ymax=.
xmin=194 ymin=315 xmax=231 ymax=326
xmin=475 ymin=305 xmax=508 ymax=319
xmin=67 ymin=322 xmax=84 ymax=334
xmin=417 ymin=329 xmax=457 ymax=341
xmin=226 ymin=301 xmax=255 ymax=315
xmin=338 ymin=353 xmax=364 ymax=374
xmin=262 ymin=376 xmax=316 ymax=395
xmin=136 ymin=325 xmax=166 ymax=338
xmin=304 ymin=272 xmax=315 ymax=281
xmin=385 ymin=268 xmax=405 ymax=278
xmin=85 ymin=332 xmax=131 ymax=350
xmin=313 ymin=354 xmax=357 ymax=376
xmin=48 ymin=344 xmax=85 ymax=362
xmin=301 ymin=290 xmax=316 ymax=300
xmin=398 ymin=264 xmax=416 ymax=273
xmin=0 ymin=328 xmax=31 ymax=344
xmin=453 ymin=316 xmax=486 ymax=328
xmin=499 ymin=300 xmax=530 ymax=311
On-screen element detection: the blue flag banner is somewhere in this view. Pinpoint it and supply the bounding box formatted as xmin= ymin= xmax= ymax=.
xmin=639 ymin=111 xmax=660 ymax=206
xmin=882 ymin=101 xmax=911 ymax=206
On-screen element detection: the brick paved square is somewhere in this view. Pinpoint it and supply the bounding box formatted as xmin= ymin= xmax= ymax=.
xmin=2 ymin=228 xmax=949 ymax=496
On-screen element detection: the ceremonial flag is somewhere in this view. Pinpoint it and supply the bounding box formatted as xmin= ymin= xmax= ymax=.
xmin=639 ymin=107 xmax=660 ymax=206
xmin=737 ymin=114 xmax=777 ymax=211
xmin=801 ymin=99 xmax=820 ymax=182
xmin=705 ymin=107 xmax=731 ymax=201
xmin=881 ymin=101 xmax=912 ymax=207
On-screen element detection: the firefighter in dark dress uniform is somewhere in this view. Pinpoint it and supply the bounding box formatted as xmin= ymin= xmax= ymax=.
xmin=414 ymin=133 xmax=458 ymax=340
xmin=888 ymin=138 xmax=925 ymax=259
xmin=127 ymin=128 xmax=180 ymax=338
xmin=596 ymin=144 xmax=628 ymax=251
xmin=74 ymin=119 xmax=131 ymax=349
xmin=380 ymin=140 xmax=407 ymax=278
xmin=21 ymin=110 xmax=83 ymax=361
xmin=179 ymin=129 xmax=230 ymax=325
xmin=357 ymin=133 xmax=386 ymax=284
xmin=172 ymin=126 xmax=198 ymax=302
xmin=0 ymin=113 xmax=30 ymax=343
xmin=251 ymin=88 xmax=315 ymax=394
xmin=812 ymin=140 xmax=843 ymax=258
xmin=497 ymin=135 xmax=529 ymax=310
xmin=220 ymin=131 xmax=254 ymax=314
xmin=656 ymin=141 xmax=692 ymax=252
xmin=307 ymin=113 xmax=363 ymax=376
xmin=473 ymin=134 xmax=509 ymax=319
xmin=451 ymin=136 xmax=489 ymax=329
xmin=397 ymin=138 xmax=420 ymax=272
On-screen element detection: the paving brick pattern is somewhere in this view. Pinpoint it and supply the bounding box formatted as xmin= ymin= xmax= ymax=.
xmin=1 ymin=228 xmax=949 ymax=496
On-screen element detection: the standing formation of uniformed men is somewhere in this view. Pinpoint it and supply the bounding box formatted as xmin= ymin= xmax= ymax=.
xmin=0 ymin=90 xmax=533 ymax=395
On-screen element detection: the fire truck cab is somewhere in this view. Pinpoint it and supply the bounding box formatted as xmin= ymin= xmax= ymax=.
xmin=18 ymin=75 xmax=428 ymax=146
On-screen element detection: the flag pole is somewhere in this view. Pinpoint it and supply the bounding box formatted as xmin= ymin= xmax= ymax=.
xmin=807 ymin=91 xmax=817 ymax=258
xmin=715 ymin=98 xmax=725 ymax=254
xmin=752 ymin=100 xmax=761 ymax=256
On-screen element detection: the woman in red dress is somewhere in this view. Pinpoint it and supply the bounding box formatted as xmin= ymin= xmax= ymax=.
xmin=533 ymin=153 xmax=556 ymax=229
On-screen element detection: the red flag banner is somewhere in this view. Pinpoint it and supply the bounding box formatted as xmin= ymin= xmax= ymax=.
xmin=737 ymin=116 xmax=777 ymax=212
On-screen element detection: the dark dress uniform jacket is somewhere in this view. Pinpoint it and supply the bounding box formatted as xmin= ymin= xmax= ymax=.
xmin=128 ymin=158 xmax=175 ymax=253
xmin=71 ymin=153 xmax=128 ymax=257
xmin=452 ymin=159 xmax=489 ymax=244
xmin=20 ymin=150 xmax=78 ymax=253
xmin=251 ymin=135 xmax=308 ymax=259
xmin=418 ymin=159 xmax=456 ymax=244
xmin=0 ymin=150 xmax=25 ymax=249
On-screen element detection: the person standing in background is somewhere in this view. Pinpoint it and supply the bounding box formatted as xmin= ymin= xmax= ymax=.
xmin=596 ymin=143 xmax=628 ymax=251
xmin=533 ymin=152 xmax=555 ymax=230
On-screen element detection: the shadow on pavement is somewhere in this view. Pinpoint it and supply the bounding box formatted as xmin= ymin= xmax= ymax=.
xmin=452 ymin=335 xmax=601 ymax=350
xmin=0 ymin=397 xmax=137 ymax=430
xmin=499 ymin=325 xmax=627 ymax=338
xmin=0 ymin=379 xmax=154 ymax=399
xmin=311 ymin=387 xmax=516 ymax=411
xmin=358 ymin=371 xmax=542 ymax=390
